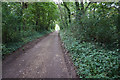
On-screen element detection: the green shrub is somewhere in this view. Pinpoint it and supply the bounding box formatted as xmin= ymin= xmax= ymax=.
xmin=60 ymin=30 xmax=120 ymax=78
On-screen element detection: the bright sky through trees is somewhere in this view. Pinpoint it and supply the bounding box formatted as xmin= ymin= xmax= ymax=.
xmin=53 ymin=0 xmax=63 ymax=4
xmin=55 ymin=24 xmax=60 ymax=31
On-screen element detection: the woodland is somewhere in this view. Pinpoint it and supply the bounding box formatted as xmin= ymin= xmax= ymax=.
xmin=2 ymin=1 xmax=120 ymax=78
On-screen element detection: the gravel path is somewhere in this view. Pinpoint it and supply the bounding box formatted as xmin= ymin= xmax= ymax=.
xmin=3 ymin=31 xmax=77 ymax=78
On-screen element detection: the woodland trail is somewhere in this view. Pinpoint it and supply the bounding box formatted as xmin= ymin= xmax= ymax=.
xmin=3 ymin=31 xmax=77 ymax=78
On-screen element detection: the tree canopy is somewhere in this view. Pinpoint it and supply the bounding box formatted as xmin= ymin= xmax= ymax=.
xmin=2 ymin=1 xmax=120 ymax=78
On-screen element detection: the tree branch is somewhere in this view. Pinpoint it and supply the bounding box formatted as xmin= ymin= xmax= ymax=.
xmin=63 ymin=2 xmax=71 ymax=23
xmin=81 ymin=0 xmax=84 ymax=10
xmin=85 ymin=2 xmax=91 ymax=11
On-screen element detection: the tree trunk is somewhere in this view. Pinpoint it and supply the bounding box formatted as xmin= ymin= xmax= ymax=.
xmin=63 ymin=2 xmax=71 ymax=23
xmin=64 ymin=8 xmax=68 ymax=27
xmin=58 ymin=4 xmax=66 ymax=28
xmin=118 ymin=2 xmax=120 ymax=48
xmin=75 ymin=0 xmax=80 ymax=21
xmin=21 ymin=2 xmax=28 ymax=30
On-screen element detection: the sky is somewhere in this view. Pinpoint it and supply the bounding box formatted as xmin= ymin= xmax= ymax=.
xmin=53 ymin=0 xmax=63 ymax=4
xmin=53 ymin=0 xmax=90 ymax=4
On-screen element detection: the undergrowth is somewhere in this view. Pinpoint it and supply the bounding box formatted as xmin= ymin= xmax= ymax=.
xmin=60 ymin=30 xmax=120 ymax=78
xmin=2 ymin=30 xmax=51 ymax=57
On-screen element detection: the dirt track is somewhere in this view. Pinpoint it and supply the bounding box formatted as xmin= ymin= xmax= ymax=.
xmin=3 ymin=31 xmax=77 ymax=78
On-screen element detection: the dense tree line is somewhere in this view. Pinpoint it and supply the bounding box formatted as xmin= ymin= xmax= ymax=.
xmin=59 ymin=1 xmax=120 ymax=78
xmin=2 ymin=2 xmax=59 ymax=54
xmin=59 ymin=1 xmax=120 ymax=49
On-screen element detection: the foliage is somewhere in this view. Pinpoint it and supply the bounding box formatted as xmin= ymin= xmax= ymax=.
xmin=60 ymin=30 xmax=120 ymax=78
xmin=2 ymin=1 xmax=120 ymax=78
xmin=59 ymin=2 xmax=120 ymax=48
xmin=59 ymin=1 xmax=120 ymax=78
xmin=2 ymin=31 xmax=50 ymax=56
xmin=2 ymin=2 xmax=59 ymax=55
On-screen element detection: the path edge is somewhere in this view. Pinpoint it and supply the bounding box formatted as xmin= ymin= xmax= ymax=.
xmin=3 ymin=32 xmax=53 ymax=63
xmin=58 ymin=32 xmax=79 ymax=78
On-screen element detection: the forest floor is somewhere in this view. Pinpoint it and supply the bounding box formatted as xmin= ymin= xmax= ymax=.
xmin=2 ymin=31 xmax=77 ymax=78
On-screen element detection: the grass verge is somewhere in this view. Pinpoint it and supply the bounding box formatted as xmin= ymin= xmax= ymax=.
xmin=2 ymin=30 xmax=51 ymax=58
